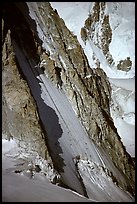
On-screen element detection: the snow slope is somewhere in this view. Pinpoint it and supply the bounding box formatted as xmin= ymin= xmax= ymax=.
xmin=109 ymin=77 xmax=135 ymax=157
xmin=77 ymin=159 xmax=134 ymax=202
xmin=2 ymin=139 xmax=92 ymax=202
xmin=105 ymin=2 xmax=135 ymax=71
xmin=50 ymin=2 xmax=92 ymax=36
xmin=2 ymin=138 xmax=134 ymax=202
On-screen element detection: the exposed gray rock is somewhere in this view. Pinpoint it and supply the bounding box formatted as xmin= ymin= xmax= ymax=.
xmin=117 ymin=57 xmax=132 ymax=71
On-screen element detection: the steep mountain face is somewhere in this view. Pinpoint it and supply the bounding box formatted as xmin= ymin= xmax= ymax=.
xmin=50 ymin=2 xmax=135 ymax=159
xmin=2 ymin=25 xmax=60 ymax=184
xmin=2 ymin=2 xmax=135 ymax=201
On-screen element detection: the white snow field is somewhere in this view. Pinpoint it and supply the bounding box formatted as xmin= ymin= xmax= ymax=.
xmin=2 ymin=140 xmax=91 ymax=202
xmin=2 ymin=138 xmax=134 ymax=202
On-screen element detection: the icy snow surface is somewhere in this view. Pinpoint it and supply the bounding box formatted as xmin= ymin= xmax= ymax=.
xmin=77 ymin=159 xmax=134 ymax=202
xmin=2 ymin=139 xmax=92 ymax=202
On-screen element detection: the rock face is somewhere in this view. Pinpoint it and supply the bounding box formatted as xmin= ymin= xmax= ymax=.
xmin=2 ymin=29 xmax=44 ymax=158
xmin=2 ymin=23 xmax=59 ymax=183
xmin=81 ymin=2 xmax=113 ymax=65
xmin=2 ymin=2 xmax=135 ymax=197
